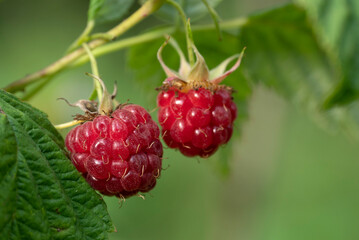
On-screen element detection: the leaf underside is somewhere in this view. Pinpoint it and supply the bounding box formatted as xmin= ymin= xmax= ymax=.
xmin=239 ymin=4 xmax=359 ymax=139
xmin=0 ymin=89 xmax=113 ymax=240
xmin=295 ymin=0 xmax=359 ymax=107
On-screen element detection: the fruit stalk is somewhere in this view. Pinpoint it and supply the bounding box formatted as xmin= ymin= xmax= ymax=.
xmin=165 ymin=0 xmax=195 ymax=66
xmin=82 ymin=43 xmax=102 ymax=101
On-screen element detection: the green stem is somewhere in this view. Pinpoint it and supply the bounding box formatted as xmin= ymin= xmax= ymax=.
xmin=66 ymin=20 xmax=95 ymax=53
xmin=82 ymin=43 xmax=102 ymax=101
xmin=55 ymin=120 xmax=84 ymax=130
xmin=186 ymin=18 xmax=195 ymax=66
xmin=21 ymin=76 xmax=54 ymax=101
xmin=72 ymin=27 xmax=173 ymax=67
xmin=165 ymin=0 xmax=195 ymax=66
xmin=72 ymin=18 xmax=248 ymax=67
xmin=201 ymin=0 xmax=222 ymax=41
xmin=192 ymin=17 xmax=248 ymax=31
xmin=3 ymin=0 xmax=166 ymax=93
xmin=3 ymin=16 xmax=247 ymax=94
xmin=88 ymin=33 xmax=114 ymax=41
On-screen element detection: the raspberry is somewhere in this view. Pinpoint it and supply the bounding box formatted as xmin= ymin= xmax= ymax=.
xmin=65 ymin=104 xmax=163 ymax=198
xmin=156 ymin=38 xmax=245 ymax=158
xmin=157 ymin=88 xmax=236 ymax=157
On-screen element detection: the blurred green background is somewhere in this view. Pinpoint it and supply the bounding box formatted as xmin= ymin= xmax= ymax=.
xmin=1 ymin=0 xmax=359 ymax=239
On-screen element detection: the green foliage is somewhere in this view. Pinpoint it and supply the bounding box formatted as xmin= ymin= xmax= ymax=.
xmin=128 ymin=2 xmax=359 ymax=173
xmin=88 ymin=0 xmax=105 ymax=21
xmin=2 ymin=0 xmax=359 ymax=237
xmin=88 ymin=0 xmax=135 ymax=23
xmin=296 ymin=0 xmax=359 ymax=107
xmin=0 ymin=90 xmax=113 ymax=240
xmin=238 ymin=3 xmax=359 ymax=139
xmin=239 ymin=5 xmax=338 ymax=129
xmin=156 ymin=0 xmax=223 ymax=22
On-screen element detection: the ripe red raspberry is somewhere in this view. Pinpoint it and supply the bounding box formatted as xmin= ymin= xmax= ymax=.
xmin=158 ymin=88 xmax=236 ymax=157
xmin=65 ymin=104 xmax=162 ymax=198
xmin=62 ymin=75 xmax=163 ymax=198
xmin=156 ymin=38 xmax=245 ymax=158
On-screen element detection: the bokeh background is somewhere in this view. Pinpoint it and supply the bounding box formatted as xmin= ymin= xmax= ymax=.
xmin=1 ymin=0 xmax=359 ymax=239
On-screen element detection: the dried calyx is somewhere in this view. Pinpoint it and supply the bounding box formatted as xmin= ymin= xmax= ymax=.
xmin=59 ymin=73 xmax=117 ymax=121
xmin=157 ymin=37 xmax=245 ymax=92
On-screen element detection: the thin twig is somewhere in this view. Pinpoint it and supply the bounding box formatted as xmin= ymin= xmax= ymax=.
xmin=66 ymin=20 xmax=95 ymax=53
xmin=3 ymin=16 xmax=248 ymax=94
xmin=71 ymin=27 xmax=173 ymax=67
xmin=3 ymin=0 xmax=166 ymax=93
xmin=72 ymin=18 xmax=248 ymax=68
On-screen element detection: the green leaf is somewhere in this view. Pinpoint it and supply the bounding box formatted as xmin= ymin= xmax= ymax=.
xmin=0 ymin=90 xmax=113 ymax=240
xmin=237 ymin=4 xmax=359 ymax=138
xmin=88 ymin=0 xmax=135 ymax=24
xmin=156 ymin=0 xmax=223 ymax=23
xmin=88 ymin=0 xmax=105 ymax=21
xmin=295 ymin=0 xmax=359 ymax=107
xmin=239 ymin=4 xmax=336 ymax=95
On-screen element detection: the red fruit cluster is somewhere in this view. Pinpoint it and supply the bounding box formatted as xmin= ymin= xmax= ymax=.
xmin=65 ymin=104 xmax=163 ymax=198
xmin=157 ymin=88 xmax=237 ymax=157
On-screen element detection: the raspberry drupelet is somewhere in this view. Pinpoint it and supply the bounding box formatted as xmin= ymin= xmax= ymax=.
xmin=64 ymin=76 xmax=163 ymax=198
xmin=157 ymin=88 xmax=236 ymax=157
xmin=156 ymin=38 xmax=245 ymax=158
